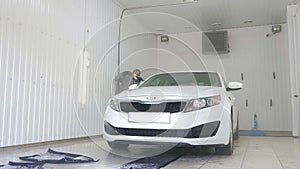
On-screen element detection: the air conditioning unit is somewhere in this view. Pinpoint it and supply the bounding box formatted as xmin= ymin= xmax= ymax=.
xmin=202 ymin=31 xmax=229 ymax=55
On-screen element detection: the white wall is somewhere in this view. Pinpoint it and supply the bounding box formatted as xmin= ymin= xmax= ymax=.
xmin=120 ymin=13 xmax=158 ymax=79
xmin=0 ymin=0 xmax=123 ymax=147
xmin=0 ymin=0 xmax=159 ymax=147
xmin=0 ymin=0 xmax=294 ymax=147
xmin=157 ymin=25 xmax=292 ymax=132
xmin=75 ymin=0 xmax=122 ymax=139
xmin=287 ymin=4 xmax=300 ymax=137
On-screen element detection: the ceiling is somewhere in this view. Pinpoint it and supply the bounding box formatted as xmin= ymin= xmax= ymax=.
xmin=116 ymin=0 xmax=190 ymax=8
xmin=115 ymin=0 xmax=300 ymax=33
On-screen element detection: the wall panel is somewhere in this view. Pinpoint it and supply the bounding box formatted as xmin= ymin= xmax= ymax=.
xmin=0 ymin=0 xmax=123 ymax=147
xmin=287 ymin=4 xmax=300 ymax=136
xmin=157 ymin=25 xmax=292 ymax=132
xmin=120 ymin=12 xmax=159 ymax=79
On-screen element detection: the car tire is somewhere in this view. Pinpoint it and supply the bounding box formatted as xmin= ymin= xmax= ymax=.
xmin=107 ymin=141 xmax=129 ymax=149
xmin=233 ymin=120 xmax=239 ymax=140
xmin=216 ymin=125 xmax=233 ymax=155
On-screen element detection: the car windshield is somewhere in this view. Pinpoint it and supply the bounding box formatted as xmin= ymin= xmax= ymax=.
xmin=140 ymin=72 xmax=222 ymax=87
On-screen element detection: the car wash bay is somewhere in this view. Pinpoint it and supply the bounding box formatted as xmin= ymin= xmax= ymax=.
xmin=1 ymin=0 xmax=300 ymax=169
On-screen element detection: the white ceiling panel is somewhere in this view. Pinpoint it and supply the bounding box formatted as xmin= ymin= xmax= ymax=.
xmin=116 ymin=0 xmax=300 ymax=33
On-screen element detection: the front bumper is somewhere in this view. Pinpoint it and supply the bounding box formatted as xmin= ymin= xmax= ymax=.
xmin=105 ymin=121 xmax=220 ymax=138
xmin=103 ymin=104 xmax=231 ymax=146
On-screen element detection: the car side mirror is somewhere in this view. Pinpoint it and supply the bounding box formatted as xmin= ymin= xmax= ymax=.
xmin=128 ymin=84 xmax=138 ymax=90
xmin=227 ymin=82 xmax=243 ymax=91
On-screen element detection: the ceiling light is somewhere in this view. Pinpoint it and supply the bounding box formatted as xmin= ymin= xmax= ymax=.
xmin=212 ymin=22 xmax=222 ymax=27
xmin=183 ymin=0 xmax=199 ymax=2
xmin=243 ymin=20 xmax=253 ymax=24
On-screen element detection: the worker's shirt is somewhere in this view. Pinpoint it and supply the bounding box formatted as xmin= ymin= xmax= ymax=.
xmin=130 ymin=76 xmax=144 ymax=85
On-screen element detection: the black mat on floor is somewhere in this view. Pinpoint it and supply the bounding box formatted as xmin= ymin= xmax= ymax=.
xmin=119 ymin=149 xmax=183 ymax=169
xmin=0 ymin=161 xmax=49 ymax=169
xmin=19 ymin=149 xmax=98 ymax=164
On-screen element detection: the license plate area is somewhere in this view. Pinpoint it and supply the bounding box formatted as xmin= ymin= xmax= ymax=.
xmin=128 ymin=112 xmax=171 ymax=124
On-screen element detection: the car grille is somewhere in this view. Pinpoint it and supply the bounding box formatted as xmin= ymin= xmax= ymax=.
xmin=104 ymin=121 xmax=220 ymax=138
xmin=120 ymin=102 xmax=187 ymax=113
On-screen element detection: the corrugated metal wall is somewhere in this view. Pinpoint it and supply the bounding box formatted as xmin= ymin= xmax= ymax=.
xmin=120 ymin=32 xmax=158 ymax=79
xmin=78 ymin=0 xmax=121 ymax=137
xmin=157 ymin=25 xmax=292 ymax=132
xmin=225 ymin=25 xmax=291 ymax=131
xmin=120 ymin=12 xmax=160 ymax=79
xmin=287 ymin=4 xmax=300 ymax=136
xmin=0 ymin=0 xmax=122 ymax=147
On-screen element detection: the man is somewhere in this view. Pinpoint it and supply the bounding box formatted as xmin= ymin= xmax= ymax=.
xmin=114 ymin=71 xmax=132 ymax=94
xmin=130 ymin=69 xmax=144 ymax=85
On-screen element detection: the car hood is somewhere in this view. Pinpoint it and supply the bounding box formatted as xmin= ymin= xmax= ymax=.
xmin=115 ymin=86 xmax=224 ymax=101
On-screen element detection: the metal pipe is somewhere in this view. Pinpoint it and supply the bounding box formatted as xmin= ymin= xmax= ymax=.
xmin=117 ymin=9 xmax=126 ymax=74
xmin=83 ymin=0 xmax=87 ymax=49
xmin=126 ymin=1 xmax=199 ymax=11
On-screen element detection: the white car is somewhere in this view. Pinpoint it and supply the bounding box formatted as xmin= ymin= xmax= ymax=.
xmin=103 ymin=71 xmax=242 ymax=155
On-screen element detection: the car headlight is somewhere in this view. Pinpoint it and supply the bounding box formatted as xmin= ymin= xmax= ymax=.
xmin=184 ymin=95 xmax=221 ymax=112
xmin=109 ymin=98 xmax=120 ymax=112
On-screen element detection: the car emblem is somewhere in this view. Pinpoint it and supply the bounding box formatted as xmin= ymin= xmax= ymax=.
xmin=146 ymin=96 xmax=157 ymax=101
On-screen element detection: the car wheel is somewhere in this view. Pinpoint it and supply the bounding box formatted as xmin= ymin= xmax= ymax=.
xmin=233 ymin=120 xmax=239 ymax=140
xmin=107 ymin=141 xmax=129 ymax=149
xmin=216 ymin=125 xmax=233 ymax=155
